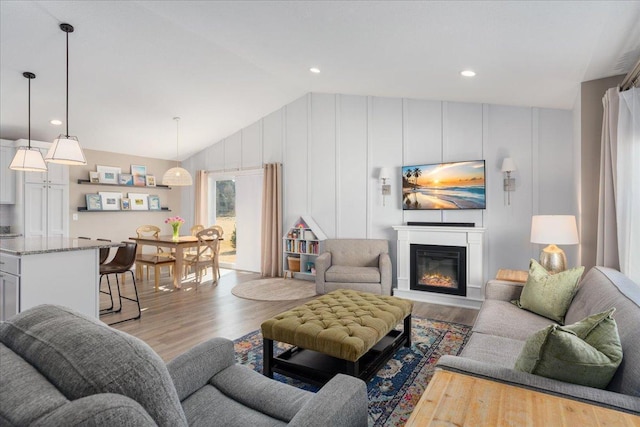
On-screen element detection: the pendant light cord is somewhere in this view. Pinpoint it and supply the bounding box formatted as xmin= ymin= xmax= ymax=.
xmin=28 ymin=75 xmax=31 ymax=149
xmin=65 ymin=28 xmax=69 ymax=138
xmin=175 ymin=117 xmax=180 ymax=167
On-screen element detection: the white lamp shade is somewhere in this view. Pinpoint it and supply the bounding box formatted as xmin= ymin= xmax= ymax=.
xmin=530 ymin=215 xmax=579 ymax=245
xmin=9 ymin=147 xmax=48 ymax=172
xmin=45 ymin=136 xmax=87 ymax=165
xmin=501 ymin=157 xmax=517 ymax=172
xmin=379 ymin=167 xmax=391 ymax=180
xmin=162 ymin=167 xmax=193 ymax=186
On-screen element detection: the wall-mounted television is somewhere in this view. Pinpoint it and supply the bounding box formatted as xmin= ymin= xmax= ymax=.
xmin=402 ymin=160 xmax=486 ymax=210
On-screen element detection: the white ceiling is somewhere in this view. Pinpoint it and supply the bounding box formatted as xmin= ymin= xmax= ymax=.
xmin=1 ymin=1 xmax=639 ymax=161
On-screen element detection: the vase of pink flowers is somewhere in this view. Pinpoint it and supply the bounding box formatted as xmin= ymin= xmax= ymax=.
xmin=165 ymin=216 xmax=185 ymax=241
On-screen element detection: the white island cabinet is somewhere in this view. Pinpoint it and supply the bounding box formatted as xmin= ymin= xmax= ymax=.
xmin=0 ymin=238 xmax=121 ymax=320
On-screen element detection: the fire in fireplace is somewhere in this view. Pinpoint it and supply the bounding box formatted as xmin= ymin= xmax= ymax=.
xmin=410 ymin=244 xmax=467 ymax=296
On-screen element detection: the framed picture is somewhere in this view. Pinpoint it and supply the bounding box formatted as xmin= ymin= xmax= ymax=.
xmin=121 ymin=198 xmax=131 ymax=211
xmin=99 ymin=192 xmax=122 ymax=211
xmin=133 ymin=175 xmax=146 ymax=187
xmin=97 ymin=165 xmax=121 ymax=176
xmin=146 ymin=175 xmax=156 ymax=187
xmin=131 ymin=165 xmax=146 ymax=176
xmin=119 ymin=173 xmax=133 ymax=186
xmin=89 ymin=171 xmax=100 ymax=183
xmin=86 ymin=194 xmax=102 ymax=211
xmin=148 ymin=195 xmax=161 ymax=211
xmin=99 ymin=171 xmax=118 ymax=184
xmin=128 ymin=193 xmax=149 ymax=210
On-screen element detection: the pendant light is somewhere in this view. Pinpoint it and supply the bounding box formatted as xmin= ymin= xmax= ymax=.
xmin=10 ymin=72 xmax=48 ymax=172
xmin=44 ymin=23 xmax=86 ymax=165
xmin=162 ymin=117 xmax=193 ymax=186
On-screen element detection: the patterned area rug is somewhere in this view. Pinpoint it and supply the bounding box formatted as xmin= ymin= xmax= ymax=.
xmin=233 ymin=316 xmax=472 ymax=426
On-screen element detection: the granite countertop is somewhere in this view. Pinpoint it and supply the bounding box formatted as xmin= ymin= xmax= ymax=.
xmin=0 ymin=238 xmax=122 ymax=256
xmin=0 ymin=233 xmax=22 ymax=238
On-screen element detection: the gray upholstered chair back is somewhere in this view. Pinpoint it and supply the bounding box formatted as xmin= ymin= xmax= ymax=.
xmin=0 ymin=305 xmax=188 ymax=426
xmin=324 ymin=239 xmax=389 ymax=267
xmin=564 ymin=267 xmax=640 ymax=397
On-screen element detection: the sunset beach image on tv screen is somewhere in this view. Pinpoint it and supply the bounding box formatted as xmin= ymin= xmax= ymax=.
xmin=402 ymin=160 xmax=486 ymax=210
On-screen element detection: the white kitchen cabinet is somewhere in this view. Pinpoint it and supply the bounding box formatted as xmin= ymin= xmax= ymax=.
xmin=24 ymin=182 xmax=68 ymax=238
xmin=14 ymin=140 xmax=69 ymax=238
xmin=0 ymin=141 xmax=16 ymax=204
xmin=0 ymin=253 xmax=20 ymax=321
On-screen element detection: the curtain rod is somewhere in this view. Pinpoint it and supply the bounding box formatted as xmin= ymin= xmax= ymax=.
xmin=620 ymin=57 xmax=640 ymax=91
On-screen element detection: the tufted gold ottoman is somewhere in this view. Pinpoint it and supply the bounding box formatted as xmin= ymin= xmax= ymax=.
xmin=261 ymin=289 xmax=413 ymax=384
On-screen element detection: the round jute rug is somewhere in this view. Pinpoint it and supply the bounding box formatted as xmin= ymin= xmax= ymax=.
xmin=231 ymin=277 xmax=317 ymax=301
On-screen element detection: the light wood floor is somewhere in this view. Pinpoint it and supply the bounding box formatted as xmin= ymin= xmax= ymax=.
xmin=105 ymin=268 xmax=478 ymax=362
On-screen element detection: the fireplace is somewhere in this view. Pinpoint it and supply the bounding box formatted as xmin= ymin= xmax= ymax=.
xmin=410 ymin=244 xmax=467 ymax=296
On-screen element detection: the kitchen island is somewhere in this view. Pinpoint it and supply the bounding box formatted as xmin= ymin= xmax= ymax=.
xmin=0 ymin=238 xmax=121 ymax=320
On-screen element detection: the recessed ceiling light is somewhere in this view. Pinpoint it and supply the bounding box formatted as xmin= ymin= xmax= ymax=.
xmin=460 ymin=70 xmax=476 ymax=77
xmin=50 ymin=119 xmax=62 ymax=125
xmin=309 ymin=67 xmax=321 ymax=74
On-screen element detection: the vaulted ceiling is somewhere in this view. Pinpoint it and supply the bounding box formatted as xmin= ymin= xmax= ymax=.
xmin=1 ymin=1 xmax=639 ymax=160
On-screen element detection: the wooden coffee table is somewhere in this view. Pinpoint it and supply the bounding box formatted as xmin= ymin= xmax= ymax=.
xmin=406 ymin=370 xmax=640 ymax=426
xmin=261 ymin=290 xmax=413 ymax=385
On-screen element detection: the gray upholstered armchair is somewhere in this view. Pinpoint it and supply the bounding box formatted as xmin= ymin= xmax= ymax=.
xmin=0 ymin=305 xmax=368 ymax=426
xmin=315 ymin=239 xmax=392 ymax=295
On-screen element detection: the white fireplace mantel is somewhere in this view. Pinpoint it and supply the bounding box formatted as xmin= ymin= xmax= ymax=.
xmin=392 ymin=225 xmax=485 ymax=309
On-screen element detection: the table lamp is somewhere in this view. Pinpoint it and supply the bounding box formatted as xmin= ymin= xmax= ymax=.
xmin=530 ymin=215 xmax=579 ymax=273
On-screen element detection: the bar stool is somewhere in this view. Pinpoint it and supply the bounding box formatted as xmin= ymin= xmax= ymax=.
xmin=99 ymin=241 xmax=141 ymax=325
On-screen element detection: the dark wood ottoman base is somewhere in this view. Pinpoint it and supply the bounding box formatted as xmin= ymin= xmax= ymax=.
xmin=263 ymin=314 xmax=411 ymax=386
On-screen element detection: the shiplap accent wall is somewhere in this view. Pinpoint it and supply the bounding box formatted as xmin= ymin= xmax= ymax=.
xmin=183 ymin=93 xmax=575 ymax=282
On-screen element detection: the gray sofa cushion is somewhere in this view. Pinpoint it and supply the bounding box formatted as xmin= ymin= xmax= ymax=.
xmin=0 ymin=305 xmax=188 ymax=427
xmin=211 ymin=364 xmax=313 ymax=422
xmin=31 ymin=394 xmax=157 ymax=427
xmin=325 ymin=239 xmax=388 ymax=267
xmin=0 ymin=343 xmax=68 ymax=426
xmin=181 ymin=384 xmax=287 ymax=427
xmin=459 ymin=332 xmax=525 ymax=368
xmin=472 ymin=299 xmax=558 ymax=341
xmin=325 ymin=265 xmax=381 ymax=283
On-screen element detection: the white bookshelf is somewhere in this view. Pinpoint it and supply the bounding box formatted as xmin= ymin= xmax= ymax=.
xmin=283 ymin=216 xmax=327 ymax=280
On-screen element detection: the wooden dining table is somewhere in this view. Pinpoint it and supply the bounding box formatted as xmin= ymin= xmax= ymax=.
xmin=129 ymin=235 xmax=220 ymax=289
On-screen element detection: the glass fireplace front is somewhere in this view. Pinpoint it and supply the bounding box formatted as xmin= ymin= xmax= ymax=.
xmin=410 ymin=244 xmax=467 ymax=296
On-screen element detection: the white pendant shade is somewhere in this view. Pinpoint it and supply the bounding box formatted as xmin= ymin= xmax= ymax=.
xmin=10 ymin=147 xmax=48 ymax=172
xmin=44 ymin=135 xmax=87 ymax=165
xmin=162 ymin=167 xmax=193 ymax=186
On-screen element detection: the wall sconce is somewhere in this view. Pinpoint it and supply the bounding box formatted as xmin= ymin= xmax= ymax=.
xmin=379 ymin=167 xmax=391 ymax=206
xmin=501 ymin=157 xmax=517 ymax=205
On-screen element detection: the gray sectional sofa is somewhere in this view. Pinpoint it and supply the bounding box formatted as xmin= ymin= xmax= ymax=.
xmin=438 ymin=266 xmax=640 ymax=414
xmin=0 ymin=305 xmax=368 ymax=426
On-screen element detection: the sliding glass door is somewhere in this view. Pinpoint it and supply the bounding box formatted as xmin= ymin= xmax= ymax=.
xmin=208 ymin=170 xmax=263 ymax=272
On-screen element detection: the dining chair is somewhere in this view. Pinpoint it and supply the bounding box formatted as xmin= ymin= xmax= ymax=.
xmin=96 ymin=238 xmax=116 ymax=312
xmin=183 ymin=227 xmax=221 ymax=288
xmin=210 ymin=225 xmax=224 ymax=280
xmin=185 ymin=224 xmax=205 ymax=257
xmin=78 ymin=236 xmax=117 ymax=310
xmin=135 ymin=225 xmax=175 ymax=291
xmin=190 ymin=224 xmax=205 ymax=235
xmin=99 ymin=241 xmax=141 ymax=325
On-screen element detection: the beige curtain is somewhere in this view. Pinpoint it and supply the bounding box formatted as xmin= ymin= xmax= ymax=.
xmin=261 ymin=163 xmax=282 ymax=277
xmin=194 ymin=170 xmax=208 ymax=227
xmin=596 ymin=88 xmax=620 ymax=269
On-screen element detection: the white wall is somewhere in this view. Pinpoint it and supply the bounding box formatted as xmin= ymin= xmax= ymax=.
xmin=183 ymin=93 xmax=576 ymax=282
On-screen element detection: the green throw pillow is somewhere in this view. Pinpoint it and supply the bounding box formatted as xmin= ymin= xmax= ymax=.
xmin=515 ymin=308 xmax=623 ymax=389
xmin=513 ymin=259 xmax=584 ymax=324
